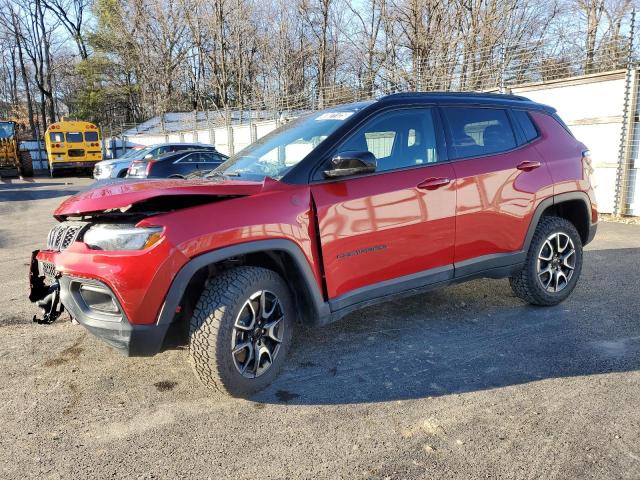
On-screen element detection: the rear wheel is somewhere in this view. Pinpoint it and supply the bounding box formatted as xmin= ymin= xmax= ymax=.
xmin=18 ymin=151 xmax=33 ymax=177
xmin=189 ymin=266 xmax=293 ymax=396
xmin=510 ymin=216 xmax=583 ymax=305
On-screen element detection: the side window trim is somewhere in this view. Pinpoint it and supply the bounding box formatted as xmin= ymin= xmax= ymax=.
xmin=439 ymin=105 xmax=522 ymax=161
xmin=310 ymin=105 xmax=449 ymax=182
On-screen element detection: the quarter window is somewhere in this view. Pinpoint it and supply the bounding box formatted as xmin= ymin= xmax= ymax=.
xmin=336 ymin=108 xmax=440 ymax=172
xmin=512 ymin=110 xmax=539 ymax=143
xmin=443 ymin=107 xmax=517 ymax=158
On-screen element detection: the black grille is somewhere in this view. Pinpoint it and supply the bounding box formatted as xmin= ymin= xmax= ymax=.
xmin=46 ymin=222 xmax=86 ymax=251
xmin=41 ymin=261 xmax=57 ymax=278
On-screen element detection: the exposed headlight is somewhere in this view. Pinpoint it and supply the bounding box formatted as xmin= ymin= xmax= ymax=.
xmin=83 ymin=224 xmax=163 ymax=251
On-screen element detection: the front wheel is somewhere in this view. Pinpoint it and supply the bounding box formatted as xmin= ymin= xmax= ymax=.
xmin=510 ymin=216 xmax=583 ymax=306
xmin=189 ymin=266 xmax=294 ymax=396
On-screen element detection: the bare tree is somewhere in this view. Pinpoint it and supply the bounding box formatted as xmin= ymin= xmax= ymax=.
xmin=42 ymin=0 xmax=90 ymax=60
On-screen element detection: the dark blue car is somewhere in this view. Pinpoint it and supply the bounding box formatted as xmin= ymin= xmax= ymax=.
xmin=127 ymin=148 xmax=228 ymax=179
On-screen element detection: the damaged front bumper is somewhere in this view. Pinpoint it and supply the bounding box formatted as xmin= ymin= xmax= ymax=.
xmin=29 ymin=250 xmax=170 ymax=356
xmin=29 ymin=250 xmax=64 ymax=324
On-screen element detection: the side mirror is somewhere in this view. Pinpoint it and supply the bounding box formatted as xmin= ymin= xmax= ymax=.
xmin=324 ymin=151 xmax=376 ymax=178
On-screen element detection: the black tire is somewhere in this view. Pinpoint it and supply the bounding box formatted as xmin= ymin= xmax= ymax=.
xmin=19 ymin=151 xmax=33 ymax=177
xmin=117 ymin=169 xmax=128 ymax=178
xmin=168 ymin=174 xmax=184 ymax=179
xmin=510 ymin=216 xmax=583 ymax=306
xmin=189 ymin=266 xmax=294 ymax=396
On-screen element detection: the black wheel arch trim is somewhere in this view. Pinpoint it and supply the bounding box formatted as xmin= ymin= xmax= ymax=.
xmin=523 ymin=191 xmax=595 ymax=251
xmin=156 ymin=239 xmax=330 ymax=327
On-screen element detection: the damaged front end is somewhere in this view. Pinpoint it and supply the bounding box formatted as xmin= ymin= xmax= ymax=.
xmin=29 ymin=250 xmax=64 ymax=324
xmin=28 ymin=177 xmax=266 ymax=350
xmin=29 ymin=221 xmax=88 ymax=324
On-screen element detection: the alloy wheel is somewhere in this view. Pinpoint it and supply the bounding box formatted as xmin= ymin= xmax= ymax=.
xmin=536 ymin=232 xmax=576 ymax=293
xmin=231 ymin=290 xmax=284 ymax=378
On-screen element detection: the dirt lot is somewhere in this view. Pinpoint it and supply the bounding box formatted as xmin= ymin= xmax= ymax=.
xmin=1 ymin=177 xmax=639 ymax=479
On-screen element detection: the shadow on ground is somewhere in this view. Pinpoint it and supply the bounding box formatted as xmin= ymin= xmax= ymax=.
xmin=0 ymin=189 xmax=81 ymax=201
xmin=253 ymin=246 xmax=640 ymax=405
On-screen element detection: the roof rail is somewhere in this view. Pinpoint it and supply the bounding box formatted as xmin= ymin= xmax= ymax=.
xmin=380 ymin=91 xmax=532 ymax=102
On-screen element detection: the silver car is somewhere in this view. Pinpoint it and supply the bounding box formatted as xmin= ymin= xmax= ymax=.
xmin=93 ymin=143 xmax=215 ymax=179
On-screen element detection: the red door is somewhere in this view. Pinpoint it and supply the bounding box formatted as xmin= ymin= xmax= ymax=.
xmin=441 ymin=106 xmax=554 ymax=272
xmin=310 ymin=107 xmax=456 ymax=307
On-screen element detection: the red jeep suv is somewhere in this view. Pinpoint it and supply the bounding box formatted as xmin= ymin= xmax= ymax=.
xmin=30 ymin=93 xmax=597 ymax=396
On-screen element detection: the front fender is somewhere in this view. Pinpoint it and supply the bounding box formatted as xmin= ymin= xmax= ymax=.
xmin=155 ymin=239 xmax=330 ymax=327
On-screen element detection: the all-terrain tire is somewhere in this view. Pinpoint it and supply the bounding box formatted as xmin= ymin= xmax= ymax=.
xmin=510 ymin=215 xmax=583 ymax=306
xmin=189 ymin=266 xmax=294 ymax=396
xmin=19 ymin=151 xmax=34 ymax=177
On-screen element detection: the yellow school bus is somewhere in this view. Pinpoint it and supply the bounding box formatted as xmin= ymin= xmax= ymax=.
xmin=45 ymin=120 xmax=103 ymax=176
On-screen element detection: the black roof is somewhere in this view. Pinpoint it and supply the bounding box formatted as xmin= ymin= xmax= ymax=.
xmin=377 ymin=91 xmax=554 ymax=112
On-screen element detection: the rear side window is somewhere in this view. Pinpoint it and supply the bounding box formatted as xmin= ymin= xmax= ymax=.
xmin=177 ymin=153 xmax=198 ymax=163
xmin=512 ymin=110 xmax=539 ymax=143
xmin=443 ymin=107 xmax=517 ymax=159
xmin=201 ymin=152 xmax=223 ymax=163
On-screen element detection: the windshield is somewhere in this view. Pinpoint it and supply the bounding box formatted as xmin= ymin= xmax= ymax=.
xmin=127 ymin=147 xmax=153 ymax=161
xmin=215 ymin=108 xmax=360 ymax=180
xmin=0 ymin=122 xmax=15 ymax=139
xmin=117 ymin=147 xmax=148 ymax=160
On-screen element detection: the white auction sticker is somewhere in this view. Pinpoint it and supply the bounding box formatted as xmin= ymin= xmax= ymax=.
xmin=315 ymin=112 xmax=354 ymax=121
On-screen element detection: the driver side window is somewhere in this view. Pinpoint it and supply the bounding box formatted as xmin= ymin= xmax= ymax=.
xmin=337 ymin=108 xmax=439 ymax=172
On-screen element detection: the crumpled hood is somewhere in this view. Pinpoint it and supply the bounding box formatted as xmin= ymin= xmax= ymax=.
xmin=55 ymin=178 xmax=265 ymax=218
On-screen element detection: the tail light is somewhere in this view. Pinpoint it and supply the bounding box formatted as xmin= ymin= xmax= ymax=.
xmin=145 ymin=160 xmax=156 ymax=176
xmin=128 ymin=160 xmax=140 ymax=176
xmin=582 ymin=149 xmax=595 ymax=182
xmin=582 ymin=150 xmax=593 ymax=173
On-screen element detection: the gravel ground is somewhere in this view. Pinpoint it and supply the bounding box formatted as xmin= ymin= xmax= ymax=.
xmin=1 ymin=177 xmax=639 ymax=479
